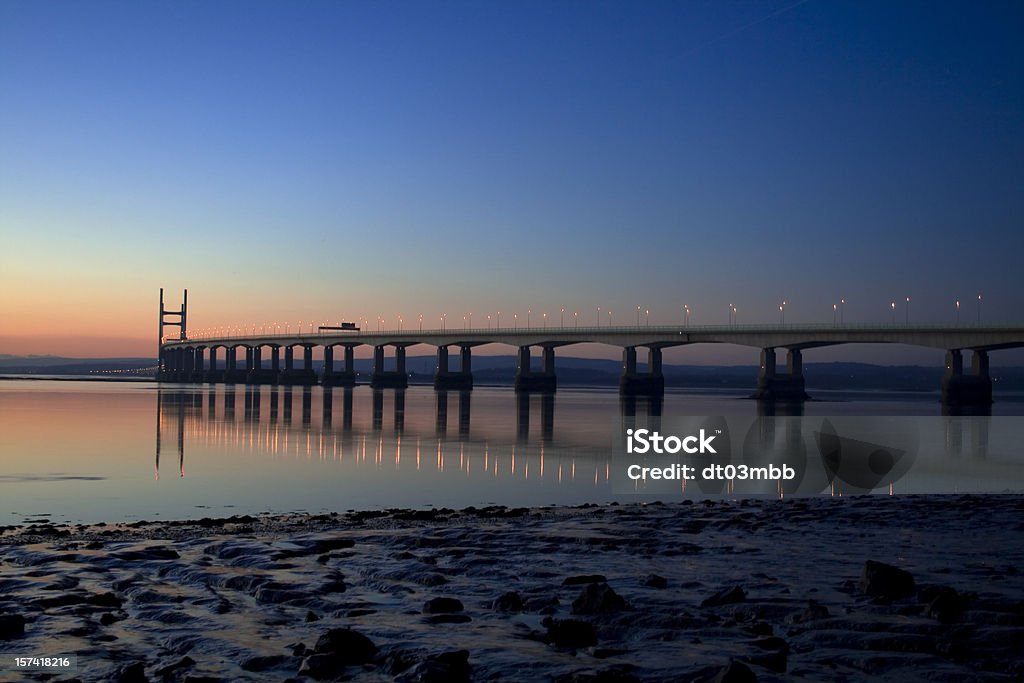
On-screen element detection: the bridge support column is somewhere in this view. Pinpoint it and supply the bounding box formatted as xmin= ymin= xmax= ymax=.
xmin=271 ymin=347 xmax=280 ymax=373
xmin=372 ymin=345 xmax=408 ymax=388
xmin=515 ymin=345 xmax=556 ymax=392
xmin=324 ymin=345 xmax=356 ymax=386
xmin=205 ymin=347 xmax=223 ymax=383
xmin=434 ymin=345 xmax=473 ymax=390
xmin=190 ymin=347 xmax=205 ymax=382
xmin=278 ymin=345 xmax=317 ymax=386
xmin=620 ymin=346 xmax=665 ymax=396
xmin=179 ymin=348 xmax=195 ymax=382
xmin=942 ymin=349 xmax=992 ymax=407
xmin=224 ymin=347 xmax=246 ymax=383
xmin=247 ymin=345 xmax=276 ymax=384
xmin=754 ymin=347 xmax=808 ymax=401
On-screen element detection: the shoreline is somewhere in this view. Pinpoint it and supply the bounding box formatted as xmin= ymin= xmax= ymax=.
xmin=1 ymin=495 xmax=1022 ymax=682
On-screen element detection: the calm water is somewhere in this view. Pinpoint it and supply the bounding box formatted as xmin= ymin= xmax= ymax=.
xmin=1 ymin=379 xmax=1023 ymax=524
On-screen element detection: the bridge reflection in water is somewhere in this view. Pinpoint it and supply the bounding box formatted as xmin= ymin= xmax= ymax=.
xmin=155 ymin=386 xmax=631 ymax=490
xmin=155 ymin=387 xmax=1002 ymax=498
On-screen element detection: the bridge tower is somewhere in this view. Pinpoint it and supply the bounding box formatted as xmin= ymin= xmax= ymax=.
xmin=158 ymin=288 xmax=187 ymax=381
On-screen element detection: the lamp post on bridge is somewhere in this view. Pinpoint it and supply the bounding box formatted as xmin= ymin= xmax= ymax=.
xmin=840 ymin=298 xmax=846 ymax=324
xmin=833 ymin=303 xmax=838 ymax=326
xmin=956 ymin=300 xmax=960 ymax=325
xmin=905 ymin=297 xmax=911 ymax=325
xmin=561 ymin=308 xmax=565 ymax=327
xmin=637 ymin=305 xmax=641 ymax=327
xmin=890 ymin=301 xmax=896 ymax=324
xmin=574 ymin=311 xmax=578 ymax=329
xmin=978 ymin=294 xmax=982 ymax=324
xmin=597 ymin=307 xmax=601 ymax=327
xmin=684 ymin=304 xmax=690 ymax=327
xmin=646 ymin=309 xmax=650 ymax=327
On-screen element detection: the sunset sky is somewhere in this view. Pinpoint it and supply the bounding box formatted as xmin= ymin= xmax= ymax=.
xmin=2 ymin=1 xmax=1022 ymax=363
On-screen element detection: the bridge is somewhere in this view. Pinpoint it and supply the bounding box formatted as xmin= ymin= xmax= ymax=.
xmin=157 ymin=290 xmax=1024 ymax=406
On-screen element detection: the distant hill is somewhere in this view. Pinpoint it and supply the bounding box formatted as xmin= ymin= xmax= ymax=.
xmin=2 ymin=354 xmax=1023 ymax=392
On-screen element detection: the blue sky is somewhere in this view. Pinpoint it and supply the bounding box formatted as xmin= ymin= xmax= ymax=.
xmin=1 ymin=1 xmax=1022 ymax=361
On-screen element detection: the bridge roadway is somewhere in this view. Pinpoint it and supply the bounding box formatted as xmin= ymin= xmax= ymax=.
xmin=158 ymin=323 xmax=1024 ymax=406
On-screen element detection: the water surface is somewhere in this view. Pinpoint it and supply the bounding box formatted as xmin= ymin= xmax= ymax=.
xmin=1 ymin=380 xmax=1022 ymax=523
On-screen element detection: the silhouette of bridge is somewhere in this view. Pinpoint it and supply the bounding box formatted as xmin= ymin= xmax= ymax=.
xmin=157 ymin=290 xmax=1024 ymax=406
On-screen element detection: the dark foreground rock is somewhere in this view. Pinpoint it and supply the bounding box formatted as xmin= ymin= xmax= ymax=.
xmin=860 ymin=560 xmax=916 ymax=600
xmin=313 ymin=627 xmax=378 ymax=663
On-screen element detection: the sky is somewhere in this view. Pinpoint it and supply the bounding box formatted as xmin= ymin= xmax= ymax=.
xmin=1 ymin=1 xmax=1022 ymax=363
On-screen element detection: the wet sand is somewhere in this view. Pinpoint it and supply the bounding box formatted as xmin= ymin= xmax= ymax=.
xmin=1 ymin=495 xmax=1022 ymax=682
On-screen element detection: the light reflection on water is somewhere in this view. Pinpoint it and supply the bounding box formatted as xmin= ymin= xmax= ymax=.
xmin=0 ymin=380 xmax=1021 ymax=523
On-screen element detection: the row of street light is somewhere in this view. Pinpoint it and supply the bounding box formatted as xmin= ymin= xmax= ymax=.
xmin=190 ymin=295 xmax=987 ymax=339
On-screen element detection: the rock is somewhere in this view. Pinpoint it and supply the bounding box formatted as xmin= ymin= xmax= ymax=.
xmin=112 ymin=547 xmax=180 ymax=561
xmin=313 ymin=627 xmax=378 ymax=664
xmin=319 ymin=577 xmax=347 ymax=594
xmin=298 ymin=654 xmax=342 ymax=680
xmin=254 ymin=586 xmax=308 ymax=604
xmin=88 ymin=592 xmax=124 ymax=608
xmin=545 ymin=618 xmax=598 ymax=648
xmin=643 ymin=574 xmax=668 ymax=589
xmin=240 ymin=654 xmax=290 ymax=672
xmin=0 ymin=613 xmax=26 ymax=639
xmin=572 ymin=583 xmax=627 ymax=615
xmin=492 ymin=591 xmax=524 ymax=612
xmin=924 ymin=586 xmax=967 ymax=623
xmin=423 ymin=597 xmax=464 ymax=614
xmin=860 ymin=561 xmax=915 ymax=600
xmin=398 ymin=650 xmax=470 ymax=683
xmin=113 ymin=661 xmax=148 ymax=683
xmin=563 ymin=574 xmax=607 ymax=586
xmin=305 ymin=610 xmax=320 ymax=623
xmin=701 ymin=586 xmax=747 ymax=608
xmin=100 ymin=612 xmax=120 ymax=626
xmin=711 ymin=660 xmax=757 ymax=683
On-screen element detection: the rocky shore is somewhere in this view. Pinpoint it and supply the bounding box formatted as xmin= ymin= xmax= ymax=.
xmin=1 ymin=495 xmax=1022 ymax=682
